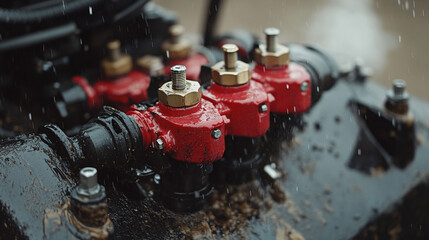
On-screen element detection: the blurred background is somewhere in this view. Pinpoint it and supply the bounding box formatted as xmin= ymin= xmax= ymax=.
xmin=154 ymin=0 xmax=429 ymax=100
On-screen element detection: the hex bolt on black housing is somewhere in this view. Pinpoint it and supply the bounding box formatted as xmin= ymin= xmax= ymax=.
xmin=70 ymin=167 xmax=112 ymax=229
xmin=352 ymin=79 xmax=416 ymax=169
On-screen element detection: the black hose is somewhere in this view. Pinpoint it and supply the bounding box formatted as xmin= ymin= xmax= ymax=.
xmin=203 ymin=0 xmax=223 ymax=46
xmin=113 ymin=0 xmax=149 ymax=23
xmin=0 ymin=22 xmax=78 ymax=52
xmin=0 ymin=0 xmax=102 ymax=24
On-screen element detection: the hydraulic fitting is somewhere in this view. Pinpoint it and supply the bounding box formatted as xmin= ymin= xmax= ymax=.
xmin=385 ymin=79 xmax=409 ymax=115
xmin=158 ymin=65 xmax=202 ymax=108
xmin=211 ymin=44 xmax=251 ymax=86
xmin=203 ymin=44 xmax=273 ymax=184
xmin=162 ymin=25 xmax=191 ymax=60
xmin=101 ymin=40 xmax=133 ymax=78
xmin=254 ymin=28 xmax=290 ymax=68
xmin=128 ymin=65 xmax=228 ymax=164
xmin=128 ymin=66 xmax=228 ymax=211
xmin=204 ymin=44 xmax=273 ymax=137
xmin=252 ymin=28 xmax=311 ymax=114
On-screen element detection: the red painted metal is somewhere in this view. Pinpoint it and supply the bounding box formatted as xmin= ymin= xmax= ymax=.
xmin=127 ymin=100 xmax=229 ymax=164
xmin=73 ymin=75 xmax=102 ymax=109
xmin=251 ymin=63 xmax=312 ymax=114
xmin=202 ymin=81 xmax=274 ymax=138
xmin=164 ymin=53 xmax=209 ymax=81
xmin=73 ymin=70 xmax=151 ymax=111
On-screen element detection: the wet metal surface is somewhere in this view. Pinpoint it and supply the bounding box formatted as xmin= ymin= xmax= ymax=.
xmin=155 ymin=0 xmax=429 ymax=100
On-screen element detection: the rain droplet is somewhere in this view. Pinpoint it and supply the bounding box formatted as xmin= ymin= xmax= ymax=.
xmin=89 ymin=6 xmax=93 ymax=15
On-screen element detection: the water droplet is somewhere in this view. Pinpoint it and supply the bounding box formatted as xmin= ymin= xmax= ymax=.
xmin=398 ymin=35 xmax=402 ymax=43
xmin=89 ymin=6 xmax=93 ymax=15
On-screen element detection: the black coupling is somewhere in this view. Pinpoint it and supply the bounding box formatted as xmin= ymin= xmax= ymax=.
xmin=288 ymin=44 xmax=340 ymax=104
xmin=39 ymin=106 xmax=143 ymax=170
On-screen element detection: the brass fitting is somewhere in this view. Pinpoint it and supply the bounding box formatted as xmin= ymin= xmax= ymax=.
xmin=211 ymin=44 xmax=250 ymax=86
xmin=136 ymin=55 xmax=165 ymax=76
xmin=158 ymin=65 xmax=202 ymax=108
xmin=254 ymin=28 xmax=290 ymax=67
xmin=101 ymin=40 xmax=133 ymax=78
xmin=162 ymin=25 xmax=192 ymax=60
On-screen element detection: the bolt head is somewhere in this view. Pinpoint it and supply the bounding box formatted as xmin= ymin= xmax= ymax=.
xmin=387 ymin=79 xmax=409 ymax=103
xmin=264 ymin=27 xmax=280 ymax=36
xmin=393 ymin=79 xmax=406 ymax=95
xmin=211 ymin=129 xmax=222 ymax=139
xmin=156 ymin=139 xmax=165 ymax=150
xmin=171 ymin=65 xmax=186 ymax=73
xmin=300 ymin=82 xmax=309 ymax=92
xmin=79 ymin=167 xmax=98 ymax=190
xmin=77 ymin=167 xmax=101 ymax=198
xmin=259 ymin=103 xmax=268 ymax=113
xmin=222 ymin=44 xmax=239 ymax=53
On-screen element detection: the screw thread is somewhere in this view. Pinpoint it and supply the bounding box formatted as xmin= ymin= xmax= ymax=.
xmin=171 ymin=65 xmax=187 ymax=90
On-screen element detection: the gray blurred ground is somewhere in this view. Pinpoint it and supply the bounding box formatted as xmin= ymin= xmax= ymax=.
xmin=154 ymin=0 xmax=429 ymax=100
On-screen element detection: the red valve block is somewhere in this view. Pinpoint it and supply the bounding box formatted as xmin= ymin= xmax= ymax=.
xmin=251 ymin=63 xmax=311 ymax=114
xmin=202 ymin=81 xmax=274 ymax=138
xmin=127 ymin=100 xmax=229 ymax=164
xmin=73 ymin=70 xmax=150 ymax=111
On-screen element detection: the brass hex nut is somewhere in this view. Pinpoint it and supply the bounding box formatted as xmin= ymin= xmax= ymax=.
xmin=136 ymin=55 xmax=164 ymax=76
xmin=162 ymin=40 xmax=191 ymax=60
xmin=254 ymin=44 xmax=290 ymax=67
xmin=211 ymin=61 xmax=250 ymax=86
xmin=101 ymin=54 xmax=133 ymax=78
xmin=158 ymin=80 xmax=202 ymax=108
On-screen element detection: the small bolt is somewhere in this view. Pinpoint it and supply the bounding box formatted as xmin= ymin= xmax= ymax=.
xmin=264 ymin=27 xmax=280 ymax=52
xmin=106 ymin=40 xmax=121 ymax=61
xmin=211 ymin=129 xmax=221 ymax=139
xmin=222 ymin=44 xmax=239 ymax=70
xmin=259 ymin=103 xmax=268 ymax=113
xmin=170 ymin=65 xmax=187 ymax=90
xmin=156 ymin=139 xmax=165 ymax=150
xmin=169 ymin=25 xmax=185 ymax=43
xmin=300 ymin=82 xmax=309 ymax=92
xmin=77 ymin=167 xmax=100 ymax=197
xmin=393 ymin=79 xmax=406 ymax=96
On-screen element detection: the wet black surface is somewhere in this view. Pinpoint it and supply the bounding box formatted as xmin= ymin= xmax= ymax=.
xmin=1 ymin=79 xmax=429 ymax=239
